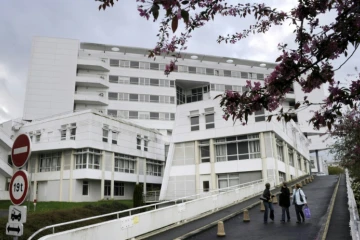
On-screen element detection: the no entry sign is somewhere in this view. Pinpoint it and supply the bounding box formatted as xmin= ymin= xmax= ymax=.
xmin=11 ymin=134 xmax=31 ymax=168
xmin=9 ymin=170 xmax=29 ymax=206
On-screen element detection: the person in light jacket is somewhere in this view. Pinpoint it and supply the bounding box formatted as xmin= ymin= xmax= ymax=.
xmin=279 ymin=182 xmax=291 ymax=222
xmin=292 ymin=183 xmax=307 ymax=223
xmin=262 ymin=183 xmax=275 ymax=223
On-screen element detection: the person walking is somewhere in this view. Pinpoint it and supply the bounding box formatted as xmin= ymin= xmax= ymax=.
xmin=279 ymin=182 xmax=291 ymax=222
xmin=262 ymin=183 xmax=275 ymax=223
xmin=292 ymin=183 xmax=307 ymax=223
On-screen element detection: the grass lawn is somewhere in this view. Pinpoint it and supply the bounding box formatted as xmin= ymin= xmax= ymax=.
xmin=0 ymin=200 xmax=134 ymax=239
xmin=0 ymin=199 xmax=133 ymax=213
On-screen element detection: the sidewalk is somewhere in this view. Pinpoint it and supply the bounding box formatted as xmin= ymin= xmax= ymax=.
xmin=146 ymin=175 xmax=328 ymax=240
xmin=326 ymin=174 xmax=352 ymax=240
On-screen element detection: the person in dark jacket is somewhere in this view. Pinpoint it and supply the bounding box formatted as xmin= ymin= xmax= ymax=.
xmin=262 ymin=183 xmax=274 ymax=223
xmin=279 ymin=182 xmax=291 ymax=222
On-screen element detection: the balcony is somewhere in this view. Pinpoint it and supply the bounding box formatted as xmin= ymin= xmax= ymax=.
xmin=76 ymin=74 xmax=109 ymax=88
xmin=74 ymin=91 xmax=108 ymax=106
xmin=0 ymin=158 xmax=13 ymax=177
xmin=77 ymin=57 xmax=110 ymax=72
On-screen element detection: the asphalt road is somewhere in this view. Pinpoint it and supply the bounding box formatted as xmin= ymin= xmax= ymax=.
xmin=188 ymin=175 xmax=339 ymax=240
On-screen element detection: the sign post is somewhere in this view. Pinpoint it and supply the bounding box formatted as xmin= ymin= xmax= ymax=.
xmin=6 ymin=134 xmax=32 ymax=239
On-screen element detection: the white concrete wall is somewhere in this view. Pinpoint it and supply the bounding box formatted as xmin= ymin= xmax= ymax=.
xmin=23 ymin=37 xmax=79 ymax=120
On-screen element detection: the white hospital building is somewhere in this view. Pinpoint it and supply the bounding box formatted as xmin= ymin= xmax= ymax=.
xmin=0 ymin=36 xmax=329 ymax=202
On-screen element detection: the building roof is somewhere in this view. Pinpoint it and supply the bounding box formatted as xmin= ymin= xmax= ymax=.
xmin=80 ymin=42 xmax=277 ymax=69
xmin=23 ymin=109 xmax=162 ymax=135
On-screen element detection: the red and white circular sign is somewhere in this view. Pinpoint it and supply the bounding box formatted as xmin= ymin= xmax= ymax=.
xmin=9 ymin=170 xmax=29 ymax=206
xmin=11 ymin=134 xmax=32 ymax=168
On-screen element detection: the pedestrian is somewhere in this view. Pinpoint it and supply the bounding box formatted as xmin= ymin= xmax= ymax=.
xmin=292 ymin=183 xmax=307 ymax=223
xmin=279 ymin=182 xmax=291 ymax=222
xmin=262 ymin=182 xmax=275 ymax=223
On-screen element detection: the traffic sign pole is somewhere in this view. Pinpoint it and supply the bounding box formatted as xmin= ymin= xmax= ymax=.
xmin=7 ymin=134 xmax=32 ymax=238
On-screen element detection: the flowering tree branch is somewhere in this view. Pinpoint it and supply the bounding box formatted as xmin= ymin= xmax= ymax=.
xmin=97 ymin=0 xmax=360 ymax=130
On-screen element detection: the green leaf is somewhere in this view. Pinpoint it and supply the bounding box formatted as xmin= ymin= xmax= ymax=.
xmin=181 ymin=0 xmax=189 ymax=4
xmin=181 ymin=10 xmax=189 ymax=24
xmin=267 ymin=115 xmax=272 ymax=122
xmin=166 ymin=9 xmax=172 ymax=17
xmin=172 ymin=16 xmax=178 ymax=33
xmin=294 ymin=102 xmax=301 ymax=110
xmin=151 ymin=4 xmax=160 ymax=20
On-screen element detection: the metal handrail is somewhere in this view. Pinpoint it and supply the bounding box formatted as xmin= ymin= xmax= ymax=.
xmin=28 ymin=178 xmax=269 ymax=239
xmin=28 ymin=175 xmax=308 ymax=239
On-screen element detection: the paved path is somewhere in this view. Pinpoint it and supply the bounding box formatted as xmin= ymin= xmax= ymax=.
xmin=187 ymin=175 xmax=338 ymax=240
xmin=146 ymin=175 xmax=328 ymax=240
xmin=326 ymin=174 xmax=352 ymax=240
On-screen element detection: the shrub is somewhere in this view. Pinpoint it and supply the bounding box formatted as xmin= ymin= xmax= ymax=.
xmin=328 ymin=166 xmax=344 ymax=175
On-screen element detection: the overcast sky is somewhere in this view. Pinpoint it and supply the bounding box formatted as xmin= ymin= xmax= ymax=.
xmin=0 ymin=0 xmax=359 ymax=123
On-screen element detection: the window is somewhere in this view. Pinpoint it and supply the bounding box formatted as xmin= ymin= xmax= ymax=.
xmin=109 ymin=75 xmax=118 ymax=83
xmin=241 ymin=72 xmax=248 ymax=78
xmin=279 ymin=172 xmax=286 ymax=182
xmin=257 ymin=74 xmax=264 ymax=80
xmin=144 ymin=136 xmax=148 ymax=151
xmin=150 ymin=95 xmax=159 ymax=103
xmin=60 ymin=125 xmax=67 ymax=141
xmin=188 ymin=66 xmax=196 ymax=74
xmin=146 ymin=159 xmax=163 ymax=176
xmin=225 ymin=85 xmax=232 ymax=90
xmin=103 ymin=125 xmax=109 ymax=142
xmin=255 ymin=109 xmax=266 ymax=122
xmin=150 ymin=79 xmax=159 ymax=86
xmin=218 ymin=171 xmax=262 ymax=189
xmin=200 ymin=140 xmax=210 ymax=163
xmin=150 ymin=63 xmax=159 ymax=70
xmin=276 ymin=139 xmax=284 ymax=162
xmin=110 ymin=59 xmax=119 ymax=67
xmin=35 ymin=130 xmax=41 ymax=142
xmin=39 ymin=152 xmax=61 ymax=172
xmin=130 ymin=61 xmax=139 ymax=68
xmin=108 ymin=110 xmax=117 ymax=117
xmin=114 ymin=153 xmax=136 ymax=173
xmin=70 ymin=123 xmax=76 ymax=140
xmin=108 ymin=92 xmax=118 ymax=100
xmin=114 ymin=182 xmax=125 ymax=196
xmin=82 ymin=181 xmax=89 ymax=195
xmin=112 ymin=131 xmax=118 ymax=144
xmin=218 ymin=173 xmax=239 ymax=189
xmin=205 ymin=111 xmax=215 ymax=129
xmin=206 ymin=68 xmax=214 ymax=75
xmin=298 ymin=155 xmax=302 ymax=170
xmin=203 ymin=181 xmax=210 ymax=192
xmin=288 ymin=148 xmax=294 ymax=166
xmin=129 ymin=94 xmax=139 ymax=102
xmin=119 ymin=93 xmax=129 ymax=101
xmin=104 ymin=180 xmax=111 ymax=196
xmin=137 ymin=135 xmax=141 ymax=150
xmin=129 ymin=111 xmax=138 ymax=119
xmin=130 ymin=77 xmax=139 ymax=85
xmin=150 ymin=112 xmax=159 ymax=120
xmin=75 ymin=148 xmax=101 ymax=169
xmin=190 ymin=116 xmax=199 ymax=131
xmin=224 ymin=70 xmax=231 ymax=77
xmin=215 ymin=134 xmax=261 ymax=161
xmin=171 ymin=113 xmax=175 ymax=120
xmin=170 ymin=80 xmax=175 ymax=87
xmin=165 ymin=144 xmax=170 ymax=161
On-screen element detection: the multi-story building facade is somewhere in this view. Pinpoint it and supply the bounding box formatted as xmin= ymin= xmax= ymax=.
xmin=159 ymin=98 xmax=311 ymax=200
xmin=0 ymin=36 xmax=329 ymax=202
xmin=2 ymin=110 xmax=165 ymax=202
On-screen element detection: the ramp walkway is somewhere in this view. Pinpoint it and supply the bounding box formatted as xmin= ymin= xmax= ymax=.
xmin=145 ymin=175 xmax=340 ymax=240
